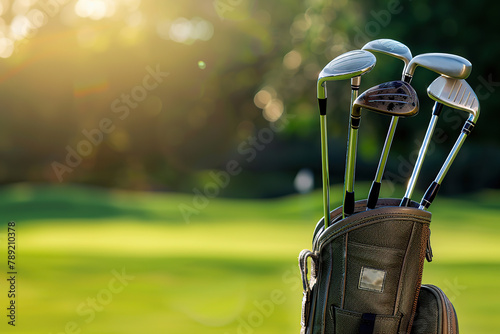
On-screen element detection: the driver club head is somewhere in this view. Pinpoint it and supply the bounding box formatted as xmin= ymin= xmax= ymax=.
xmin=352 ymin=80 xmax=419 ymax=118
xmin=427 ymin=76 xmax=480 ymax=122
xmin=317 ymin=50 xmax=376 ymax=99
xmin=404 ymin=53 xmax=472 ymax=82
xmin=362 ymin=38 xmax=412 ymax=71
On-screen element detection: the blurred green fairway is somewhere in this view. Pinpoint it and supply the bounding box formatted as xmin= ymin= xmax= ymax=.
xmin=0 ymin=183 xmax=499 ymax=333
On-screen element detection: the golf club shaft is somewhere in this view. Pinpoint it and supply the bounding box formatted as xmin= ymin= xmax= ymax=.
xmin=367 ymin=116 xmax=399 ymax=209
xmin=401 ymin=102 xmax=443 ymax=206
xmin=320 ymin=113 xmax=331 ymax=228
xmin=419 ymin=117 xmax=475 ymax=210
xmin=343 ymin=76 xmax=361 ymax=218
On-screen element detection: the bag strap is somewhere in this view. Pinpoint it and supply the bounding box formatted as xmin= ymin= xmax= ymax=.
xmin=299 ymin=249 xmax=316 ymax=292
xmin=299 ymin=249 xmax=318 ymax=331
xmin=359 ymin=313 xmax=376 ymax=334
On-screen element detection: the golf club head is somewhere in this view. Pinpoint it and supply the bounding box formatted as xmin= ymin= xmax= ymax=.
xmin=317 ymin=50 xmax=376 ymax=99
xmin=362 ymin=39 xmax=412 ymax=70
xmin=427 ymin=76 xmax=480 ymax=122
xmin=404 ymin=53 xmax=472 ymax=82
xmin=352 ymin=80 xmax=419 ymax=118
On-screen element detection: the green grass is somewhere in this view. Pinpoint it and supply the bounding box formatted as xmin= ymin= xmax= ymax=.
xmin=0 ymin=183 xmax=499 ymax=333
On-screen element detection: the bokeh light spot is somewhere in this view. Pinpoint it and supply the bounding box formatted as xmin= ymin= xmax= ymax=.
xmin=75 ymin=0 xmax=116 ymax=20
xmin=143 ymin=95 xmax=163 ymax=117
xmin=253 ymin=88 xmax=273 ymax=109
xmin=283 ymin=50 xmax=302 ymax=70
xmin=263 ymin=99 xmax=284 ymax=122
xmin=158 ymin=17 xmax=213 ymax=44
xmin=0 ymin=37 xmax=14 ymax=58
xmin=294 ymin=168 xmax=314 ymax=194
xmin=108 ymin=129 xmax=130 ymax=152
xmin=198 ymin=61 xmax=206 ymax=70
xmin=169 ymin=17 xmax=193 ymax=43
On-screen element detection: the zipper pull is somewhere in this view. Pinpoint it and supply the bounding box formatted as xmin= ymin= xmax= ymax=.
xmin=426 ymin=234 xmax=433 ymax=262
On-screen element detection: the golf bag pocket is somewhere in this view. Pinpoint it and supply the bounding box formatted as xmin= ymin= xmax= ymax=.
xmin=332 ymin=307 xmax=401 ymax=334
xmin=300 ymin=199 xmax=432 ymax=334
xmin=411 ymin=284 xmax=458 ymax=334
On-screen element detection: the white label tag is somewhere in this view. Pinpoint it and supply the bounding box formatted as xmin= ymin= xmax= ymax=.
xmin=359 ymin=267 xmax=386 ymax=293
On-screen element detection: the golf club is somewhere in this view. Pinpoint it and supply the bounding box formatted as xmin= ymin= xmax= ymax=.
xmin=362 ymin=39 xmax=413 ymax=209
xmin=317 ymin=50 xmax=376 ymax=228
xmin=418 ymin=77 xmax=480 ymax=210
xmin=343 ymin=80 xmax=419 ymax=216
xmin=400 ymin=53 xmax=472 ymax=207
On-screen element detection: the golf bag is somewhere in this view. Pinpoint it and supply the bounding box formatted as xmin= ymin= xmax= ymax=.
xmin=298 ymin=198 xmax=458 ymax=334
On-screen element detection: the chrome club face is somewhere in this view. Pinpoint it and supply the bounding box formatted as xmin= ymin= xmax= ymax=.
xmin=404 ymin=53 xmax=472 ymax=82
xmin=317 ymin=50 xmax=376 ymax=99
xmin=362 ymin=38 xmax=412 ymax=74
xmin=427 ymin=76 xmax=479 ymax=120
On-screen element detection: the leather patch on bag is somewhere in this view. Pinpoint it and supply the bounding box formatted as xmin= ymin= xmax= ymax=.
xmin=359 ymin=267 xmax=386 ymax=293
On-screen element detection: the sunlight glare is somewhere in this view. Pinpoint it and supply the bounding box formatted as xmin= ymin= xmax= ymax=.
xmin=0 ymin=0 xmax=8 ymax=16
xmin=75 ymin=0 xmax=116 ymax=20
xmin=0 ymin=36 xmax=14 ymax=58
xmin=169 ymin=17 xmax=192 ymax=43
xmin=158 ymin=17 xmax=214 ymax=44
xmin=9 ymin=14 xmax=30 ymax=39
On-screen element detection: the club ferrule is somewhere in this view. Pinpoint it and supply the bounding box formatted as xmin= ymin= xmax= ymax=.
xmin=432 ymin=102 xmax=444 ymax=116
xmin=420 ymin=181 xmax=441 ymax=210
xmin=344 ymin=191 xmax=355 ymax=216
xmin=462 ymin=120 xmax=475 ymax=135
xmin=350 ymin=114 xmax=361 ymax=129
xmin=367 ymin=181 xmax=381 ymax=209
xmin=351 ymin=76 xmax=361 ymax=89
xmin=318 ymin=98 xmax=327 ymax=116
xmin=400 ymin=197 xmax=411 ymax=207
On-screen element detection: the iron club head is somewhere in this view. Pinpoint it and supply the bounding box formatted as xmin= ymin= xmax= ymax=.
xmin=317 ymin=50 xmax=376 ymax=99
xmin=404 ymin=53 xmax=472 ymax=82
xmin=352 ymin=80 xmax=419 ymax=118
xmin=427 ymin=76 xmax=479 ymax=122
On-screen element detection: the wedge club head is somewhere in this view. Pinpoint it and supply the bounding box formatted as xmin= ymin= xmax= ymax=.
xmin=352 ymin=80 xmax=419 ymax=118
xmin=343 ymin=81 xmax=419 ymax=215
xmin=427 ymin=76 xmax=479 ymax=121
